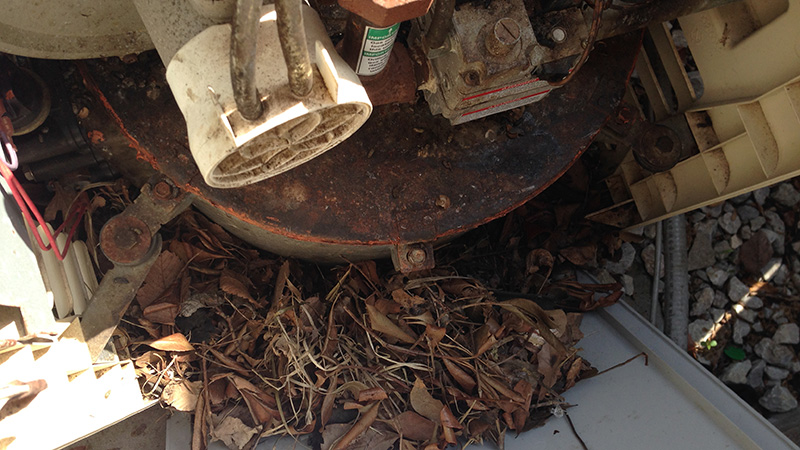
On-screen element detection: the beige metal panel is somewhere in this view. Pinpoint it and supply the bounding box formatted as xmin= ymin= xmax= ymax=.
xmin=0 ymin=0 xmax=153 ymax=59
xmin=680 ymin=0 xmax=800 ymax=108
xmin=589 ymin=1 xmax=800 ymax=229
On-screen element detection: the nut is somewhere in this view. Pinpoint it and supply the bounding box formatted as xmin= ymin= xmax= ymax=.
xmin=153 ymin=181 xmax=173 ymax=200
xmin=338 ymin=0 xmax=434 ymax=28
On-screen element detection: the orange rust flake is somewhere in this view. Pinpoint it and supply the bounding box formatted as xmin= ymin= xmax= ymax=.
xmin=87 ymin=130 xmax=105 ymax=144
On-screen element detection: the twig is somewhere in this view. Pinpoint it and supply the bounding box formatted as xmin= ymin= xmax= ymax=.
xmin=594 ymin=352 xmax=648 ymax=376
xmin=565 ymin=410 xmax=589 ymax=450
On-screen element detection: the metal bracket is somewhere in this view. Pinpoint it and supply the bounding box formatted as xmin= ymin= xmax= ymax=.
xmin=81 ymin=178 xmax=193 ymax=361
xmin=391 ymin=242 xmax=435 ymax=274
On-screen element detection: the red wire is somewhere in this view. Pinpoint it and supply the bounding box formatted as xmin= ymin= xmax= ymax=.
xmin=0 ymin=159 xmax=88 ymax=261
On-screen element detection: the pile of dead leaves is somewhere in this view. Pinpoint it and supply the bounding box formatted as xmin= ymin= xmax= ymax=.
xmin=109 ymin=212 xmax=595 ymax=450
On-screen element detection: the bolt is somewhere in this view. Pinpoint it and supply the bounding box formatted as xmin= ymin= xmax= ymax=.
xmin=407 ymin=247 xmax=427 ymax=265
xmin=153 ymin=181 xmax=173 ymax=200
xmin=494 ymin=18 xmax=521 ymax=45
xmin=463 ymin=70 xmax=481 ymax=87
xmin=113 ymin=277 xmax=129 ymax=285
xmin=551 ymin=27 xmax=567 ymax=43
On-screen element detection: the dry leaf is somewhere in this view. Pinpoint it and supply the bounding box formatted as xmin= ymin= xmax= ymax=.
xmin=537 ymin=343 xmax=559 ymax=389
xmin=564 ymin=357 xmax=584 ymax=390
xmin=739 ymin=230 xmax=773 ymax=275
xmin=44 ymin=182 xmax=76 ymax=222
xmin=358 ymin=387 xmax=388 ymax=403
xmin=443 ymin=359 xmax=476 ymax=393
xmin=410 ymin=378 xmax=443 ymax=424
xmin=210 ymin=415 xmax=259 ymax=450
xmin=366 ymin=304 xmax=416 ymax=344
xmin=425 ymin=324 xmax=446 ymax=347
xmin=149 ymin=333 xmax=195 ymax=352
xmin=143 ymin=302 xmax=180 ymax=325
xmin=331 ymin=402 xmax=379 ymax=450
xmin=137 ymin=251 xmax=183 ymax=308
xmin=162 ymin=380 xmax=200 ymax=412
xmin=391 ymin=289 xmax=425 ymax=309
xmin=440 ymin=405 xmax=463 ymax=430
xmin=559 ymin=244 xmax=597 ymax=266
xmin=526 ymin=249 xmax=554 ymax=274
xmin=220 ymin=269 xmax=254 ymax=302
xmin=391 ymin=411 xmax=436 ymax=441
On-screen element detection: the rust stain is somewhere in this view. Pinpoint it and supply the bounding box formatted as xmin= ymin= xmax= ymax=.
xmin=76 ymin=62 xmax=161 ymax=172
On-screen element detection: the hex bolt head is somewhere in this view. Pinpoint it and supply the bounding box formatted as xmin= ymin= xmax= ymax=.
xmin=153 ymin=181 xmax=173 ymax=200
xmin=407 ymin=247 xmax=427 ymax=265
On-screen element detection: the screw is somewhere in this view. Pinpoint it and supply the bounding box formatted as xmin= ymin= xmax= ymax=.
xmin=494 ymin=18 xmax=521 ymax=45
xmin=551 ymin=27 xmax=567 ymax=43
xmin=407 ymin=248 xmax=427 ymax=265
xmin=153 ymin=181 xmax=173 ymax=200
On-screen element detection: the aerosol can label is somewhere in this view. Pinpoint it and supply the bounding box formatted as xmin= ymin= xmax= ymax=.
xmin=356 ymin=23 xmax=399 ymax=76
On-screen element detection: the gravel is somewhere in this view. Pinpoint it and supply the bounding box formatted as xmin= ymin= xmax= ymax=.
xmin=759 ymin=386 xmax=798 ymax=413
xmin=773 ymin=323 xmax=800 ymax=345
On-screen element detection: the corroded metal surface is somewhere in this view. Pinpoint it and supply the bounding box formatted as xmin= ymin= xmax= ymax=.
xmin=80 ymin=32 xmax=641 ymax=258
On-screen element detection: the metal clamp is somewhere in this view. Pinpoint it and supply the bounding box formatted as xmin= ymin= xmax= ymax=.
xmin=81 ymin=177 xmax=193 ymax=361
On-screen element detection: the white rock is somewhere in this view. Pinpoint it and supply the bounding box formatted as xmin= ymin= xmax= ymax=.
xmin=641 ymin=244 xmax=664 ymax=277
xmin=727 ymin=277 xmax=750 ymax=302
xmin=720 ymin=360 xmax=752 ymax=385
xmin=748 ymin=360 xmax=766 ymax=389
xmin=792 ymin=241 xmax=800 ymax=254
xmin=742 ymin=295 xmax=763 ymax=309
xmin=714 ymin=240 xmax=733 ymax=260
xmin=713 ymin=290 xmax=729 ymax=308
xmin=774 ymin=324 xmax=800 ymax=345
xmin=643 ymin=224 xmax=657 ymax=240
xmin=737 ymin=308 xmax=757 ymax=323
xmin=730 ymin=234 xmax=743 ymax=249
xmin=740 ymin=225 xmax=753 ymax=240
xmin=688 ymin=319 xmax=714 ymax=344
xmin=750 ymin=216 xmax=766 ymax=231
xmin=765 ymin=366 xmax=790 ymax=381
xmin=737 ymin=205 xmax=760 ymax=222
xmin=759 ymin=385 xmax=798 ymax=413
xmin=765 ymin=210 xmax=785 ymax=234
xmin=621 ymin=274 xmax=635 ymax=296
xmin=604 ymin=242 xmax=636 ymax=275
xmin=733 ymin=320 xmax=751 ymax=345
xmin=754 ymin=338 xmax=796 ymax=369
xmin=771 ymin=183 xmax=800 ymax=208
xmin=701 ymin=203 xmax=723 ymax=218
xmin=706 ymin=266 xmax=729 ymax=287
xmin=753 ymin=321 xmax=764 ymax=333
xmin=709 ymin=307 xmax=726 ymax=323
xmin=753 ymin=187 xmax=770 ymax=206
xmin=691 ymin=287 xmax=714 ymax=316
xmin=777 ymin=317 xmax=789 ymax=325
xmin=772 ymin=264 xmax=790 ymax=286
xmin=719 ymin=212 xmax=742 ymax=235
